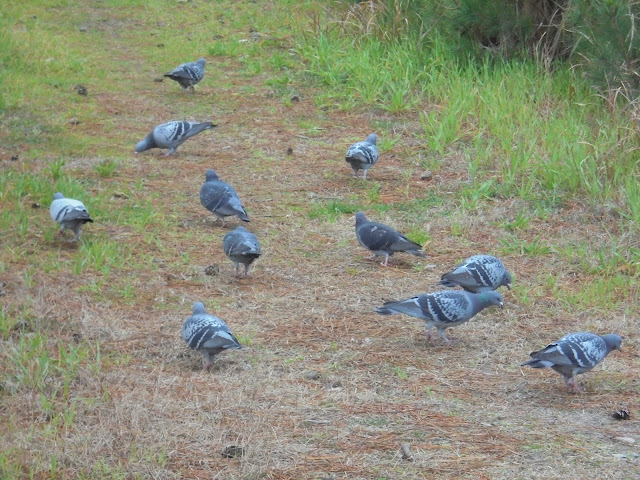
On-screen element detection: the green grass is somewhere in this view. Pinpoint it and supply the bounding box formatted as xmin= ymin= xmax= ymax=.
xmin=1 ymin=1 xmax=639 ymax=479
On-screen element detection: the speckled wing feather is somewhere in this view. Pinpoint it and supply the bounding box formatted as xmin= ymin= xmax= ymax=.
xmin=438 ymin=254 xmax=511 ymax=292
xmin=200 ymin=170 xmax=250 ymax=224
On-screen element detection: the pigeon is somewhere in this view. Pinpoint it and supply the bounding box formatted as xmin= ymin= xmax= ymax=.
xmin=200 ymin=169 xmax=250 ymax=226
xmin=135 ymin=120 xmax=215 ymax=155
xmin=223 ymin=226 xmax=261 ymax=277
xmin=164 ymin=58 xmax=206 ymax=93
xmin=355 ymin=211 xmax=426 ymax=266
xmin=438 ymin=254 xmax=512 ymax=292
xmin=521 ymin=332 xmax=622 ymax=392
xmin=345 ymin=133 xmax=378 ymax=180
xmin=375 ymin=290 xmax=504 ymax=344
xmin=49 ymin=192 xmax=93 ymax=241
xmin=182 ymin=302 xmax=241 ymax=371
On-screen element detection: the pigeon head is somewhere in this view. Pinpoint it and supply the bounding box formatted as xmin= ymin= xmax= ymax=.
xmin=355 ymin=211 xmax=367 ymax=226
xmin=135 ymin=136 xmax=153 ymax=153
xmin=193 ymin=302 xmax=207 ymax=315
xmin=502 ymin=271 xmax=513 ymax=289
xmin=197 ymin=58 xmax=206 ymax=66
xmin=478 ymin=291 xmax=504 ymax=309
xmin=602 ymin=333 xmax=622 ymax=352
xmin=233 ymin=226 xmax=248 ymax=233
xmin=365 ymin=133 xmax=377 ymax=145
xmin=53 ymin=192 xmax=65 ymax=200
xmin=205 ymin=169 xmax=219 ymax=182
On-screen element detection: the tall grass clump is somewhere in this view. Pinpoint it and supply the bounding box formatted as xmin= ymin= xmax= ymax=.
xmin=301 ymin=1 xmax=640 ymax=227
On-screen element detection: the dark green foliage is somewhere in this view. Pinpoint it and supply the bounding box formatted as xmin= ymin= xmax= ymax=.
xmin=569 ymin=0 xmax=640 ymax=97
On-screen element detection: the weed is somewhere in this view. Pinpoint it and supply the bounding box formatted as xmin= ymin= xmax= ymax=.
xmin=94 ymin=159 xmax=119 ymax=178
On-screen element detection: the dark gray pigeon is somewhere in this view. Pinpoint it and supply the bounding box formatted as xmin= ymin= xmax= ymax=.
xmin=521 ymin=332 xmax=622 ymax=392
xmin=345 ymin=133 xmax=378 ymax=180
xmin=200 ymin=169 xmax=250 ymax=226
xmin=164 ymin=58 xmax=206 ymax=93
xmin=376 ymin=290 xmax=504 ymax=344
xmin=438 ymin=254 xmax=512 ymax=292
xmin=49 ymin=192 xmax=93 ymax=241
xmin=182 ymin=302 xmax=241 ymax=371
xmin=135 ymin=120 xmax=215 ymax=155
xmin=223 ymin=226 xmax=261 ymax=277
xmin=355 ymin=211 xmax=426 ymax=266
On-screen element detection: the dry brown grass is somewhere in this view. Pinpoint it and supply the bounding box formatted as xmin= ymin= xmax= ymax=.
xmin=1 ymin=2 xmax=639 ymax=479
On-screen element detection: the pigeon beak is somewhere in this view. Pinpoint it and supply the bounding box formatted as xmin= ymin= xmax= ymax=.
xmin=499 ymin=301 xmax=504 ymax=309
xmin=506 ymin=283 xmax=512 ymax=290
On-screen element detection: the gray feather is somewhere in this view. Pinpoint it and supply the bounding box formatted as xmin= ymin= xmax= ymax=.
xmin=521 ymin=332 xmax=621 ymax=389
xmin=223 ymin=226 xmax=261 ymax=277
xmin=346 ymin=133 xmax=378 ymax=179
xmin=182 ymin=302 xmax=241 ymax=370
xmin=438 ymin=254 xmax=512 ymax=292
xmin=376 ymin=290 xmax=503 ymax=343
xmin=200 ymin=169 xmax=250 ymax=225
xmin=49 ymin=192 xmax=93 ymax=241
xmin=355 ymin=211 xmax=426 ymax=265
xmin=135 ymin=120 xmax=215 ymax=155
xmin=164 ymin=58 xmax=206 ymax=91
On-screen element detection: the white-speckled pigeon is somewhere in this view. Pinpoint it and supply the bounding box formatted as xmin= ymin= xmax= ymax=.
xmin=438 ymin=254 xmax=512 ymax=292
xmin=164 ymin=58 xmax=206 ymax=93
xmin=346 ymin=133 xmax=378 ymax=180
xmin=200 ymin=169 xmax=250 ymax=226
xmin=223 ymin=226 xmax=261 ymax=277
xmin=521 ymin=332 xmax=622 ymax=392
xmin=135 ymin=120 xmax=215 ymax=155
xmin=376 ymin=290 xmax=504 ymax=344
xmin=49 ymin=192 xmax=93 ymax=241
xmin=355 ymin=211 xmax=426 ymax=266
xmin=182 ymin=302 xmax=241 ymax=370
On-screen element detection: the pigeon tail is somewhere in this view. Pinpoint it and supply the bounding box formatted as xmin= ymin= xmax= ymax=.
xmin=184 ymin=121 xmax=215 ymax=139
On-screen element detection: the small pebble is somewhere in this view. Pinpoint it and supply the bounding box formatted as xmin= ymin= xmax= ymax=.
xmin=10 ymin=154 xmax=18 ymax=161
xmin=286 ymin=147 xmax=293 ymax=155
xmin=615 ymin=436 xmax=636 ymax=445
xmin=420 ymin=170 xmax=433 ymax=181
xmin=290 ymin=94 xmax=301 ymax=102
xmin=68 ymin=117 xmax=80 ymax=125
xmin=31 ymin=202 xmax=40 ymax=209
xmin=304 ymin=371 xmax=321 ymax=380
xmin=79 ymin=26 xmax=87 ymax=32
xmin=153 ymin=77 xmax=164 ymax=82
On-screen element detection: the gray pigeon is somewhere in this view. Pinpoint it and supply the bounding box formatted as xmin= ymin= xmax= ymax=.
xmin=521 ymin=332 xmax=622 ymax=392
xmin=345 ymin=133 xmax=379 ymax=180
xmin=355 ymin=211 xmax=426 ymax=266
xmin=376 ymin=290 xmax=504 ymax=344
xmin=223 ymin=226 xmax=261 ymax=277
xmin=438 ymin=254 xmax=512 ymax=292
xmin=200 ymin=169 xmax=250 ymax=226
xmin=49 ymin=192 xmax=93 ymax=241
xmin=135 ymin=120 xmax=215 ymax=155
xmin=182 ymin=302 xmax=241 ymax=370
xmin=164 ymin=58 xmax=206 ymax=93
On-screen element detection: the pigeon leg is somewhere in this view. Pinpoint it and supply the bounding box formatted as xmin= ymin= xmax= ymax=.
xmin=437 ymin=328 xmax=457 ymax=345
xmin=362 ymin=169 xmax=368 ymax=181
xmin=243 ymin=264 xmax=250 ymax=277
xmin=165 ymin=147 xmax=176 ymax=156
xmin=203 ymin=352 xmax=213 ymax=371
xmin=565 ymin=374 xmax=583 ymax=393
xmin=420 ymin=328 xmax=435 ymax=343
xmin=381 ymin=254 xmax=390 ymax=267
xmin=58 ymin=227 xmax=65 ymax=237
